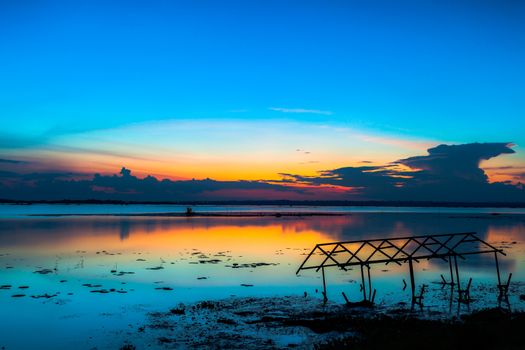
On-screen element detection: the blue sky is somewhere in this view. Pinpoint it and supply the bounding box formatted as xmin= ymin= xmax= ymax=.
xmin=1 ymin=1 xmax=524 ymax=138
xmin=0 ymin=1 xmax=524 ymax=200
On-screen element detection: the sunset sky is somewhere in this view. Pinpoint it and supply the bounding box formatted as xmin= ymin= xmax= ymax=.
xmin=1 ymin=1 xmax=524 ymax=201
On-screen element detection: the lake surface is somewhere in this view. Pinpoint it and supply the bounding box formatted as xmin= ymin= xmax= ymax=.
xmin=1 ymin=205 xmax=525 ymax=349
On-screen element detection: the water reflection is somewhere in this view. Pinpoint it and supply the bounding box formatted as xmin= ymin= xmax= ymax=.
xmin=0 ymin=213 xmax=523 ymax=299
xmin=0 ymin=212 xmax=524 ymax=349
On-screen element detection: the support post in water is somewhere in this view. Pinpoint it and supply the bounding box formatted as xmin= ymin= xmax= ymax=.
xmin=408 ymin=258 xmax=417 ymax=305
xmin=495 ymin=251 xmax=512 ymax=301
xmin=366 ymin=264 xmax=372 ymax=300
xmin=322 ymin=266 xmax=328 ymax=303
xmin=360 ymin=264 xmax=367 ymax=301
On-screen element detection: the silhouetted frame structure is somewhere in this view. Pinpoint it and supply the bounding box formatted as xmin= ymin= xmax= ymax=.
xmin=296 ymin=232 xmax=509 ymax=305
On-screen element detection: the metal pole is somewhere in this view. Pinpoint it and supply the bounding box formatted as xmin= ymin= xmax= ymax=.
xmin=408 ymin=258 xmax=415 ymax=303
xmin=360 ymin=264 xmax=367 ymax=301
xmin=448 ymin=257 xmax=455 ymax=285
xmin=367 ymin=265 xmax=372 ymax=300
xmin=322 ymin=266 xmax=327 ymax=302
xmin=494 ymin=251 xmax=501 ymax=286
xmin=454 ymin=254 xmax=461 ymax=291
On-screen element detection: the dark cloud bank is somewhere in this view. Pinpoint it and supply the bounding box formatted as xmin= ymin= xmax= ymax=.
xmin=1 ymin=143 xmax=524 ymax=202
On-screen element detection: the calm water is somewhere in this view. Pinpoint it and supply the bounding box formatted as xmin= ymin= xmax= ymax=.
xmin=3 ymin=203 xmax=525 ymax=217
xmin=1 ymin=205 xmax=525 ymax=349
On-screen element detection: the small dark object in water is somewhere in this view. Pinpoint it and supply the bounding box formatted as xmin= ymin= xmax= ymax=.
xmin=185 ymin=207 xmax=194 ymax=216
xmin=199 ymin=259 xmax=221 ymax=264
xmin=0 ymin=285 xmax=11 ymax=290
xmin=82 ymin=283 xmax=102 ymax=288
xmin=34 ymin=269 xmax=53 ymax=275
xmin=136 ymin=258 xmax=146 ymax=261
xmin=18 ymin=286 xmax=29 ymax=289
xmin=119 ymin=344 xmax=136 ymax=350
xmin=229 ymin=262 xmax=278 ymax=269
xmin=155 ymin=287 xmax=173 ymax=291
xmin=520 ymin=295 xmax=525 ymax=301
xmin=59 ymin=280 xmax=67 ymax=283
xmin=91 ymin=289 xmax=110 ymax=293
xmin=147 ymin=266 xmax=164 ymax=270
xmin=31 ymin=293 xmax=57 ymax=299
xmin=11 ymin=294 xmax=25 ymax=297
xmin=197 ymin=277 xmax=208 ymax=280
xmin=114 ymin=271 xmax=135 ymax=276
xmin=170 ymin=307 xmax=185 ymax=315
xmin=240 ymin=284 xmax=254 ymax=287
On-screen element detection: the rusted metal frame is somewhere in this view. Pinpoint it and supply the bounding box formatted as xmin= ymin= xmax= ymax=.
xmin=448 ymin=232 xmax=473 ymax=252
xmin=342 ymin=241 xmax=367 ymax=265
xmin=316 ymin=243 xmax=341 ymax=272
xmin=425 ymin=236 xmax=452 ymax=262
xmin=385 ymin=238 xmax=416 ymax=264
xmin=366 ymin=240 xmax=402 ymax=266
xmin=363 ymin=240 xmax=387 ymax=263
xmin=428 ymin=234 xmax=457 ymax=258
xmin=315 ymin=231 xmax=476 ymax=248
xmin=408 ymin=236 xmax=437 ymax=258
xmin=316 ymin=245 xmax=348 ymax=271
xmin=298 ymin=248 xmax=502 ymax=271
xmin=295 ymin=245 xmax=319 ymax=274
xmin=298 ymin=243 xmax=500 ymax=271
xmin=413 ymin=237 xmax=449 ymax=262
xmin=466 ymin=234 xmax=506 ymax=256
xmin=336 ymin=244 xmax=354 ymax=260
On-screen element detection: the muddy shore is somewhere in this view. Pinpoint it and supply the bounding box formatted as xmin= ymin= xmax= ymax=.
xmin=113 ymin=295 xmax=525 ymax=350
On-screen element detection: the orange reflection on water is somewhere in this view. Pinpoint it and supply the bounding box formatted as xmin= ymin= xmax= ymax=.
xmin=6 ymin=217 xmax=336 ymax=263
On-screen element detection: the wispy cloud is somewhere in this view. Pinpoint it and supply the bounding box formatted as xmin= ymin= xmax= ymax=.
xmin=269 ymin=107 xmax=333 ymax=115
xmin=0 ymin=158 xmax=26 ymax=164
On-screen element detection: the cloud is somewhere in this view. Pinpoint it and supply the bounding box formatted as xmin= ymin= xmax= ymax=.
xmin=396 ymin=143 xmax=515 ymax=183
xmin=0 ymin=167 xmax=309 ymax=201
xmin=1 ymin=143 xmax=524 ymax=202
xmin=269 ymin=107 xmax=333 ymax=115
xmin=282 ymin=143 xmax=525 ymax=202
xmin=0 ymin=158 xmax=25 ymax=164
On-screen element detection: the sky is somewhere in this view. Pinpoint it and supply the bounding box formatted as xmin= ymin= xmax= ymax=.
xmin=0 ymin=0 xmax=524 ymax=201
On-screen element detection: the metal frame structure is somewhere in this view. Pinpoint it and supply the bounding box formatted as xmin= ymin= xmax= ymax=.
xmin=296 ymin=232 xmax=510 ymax=305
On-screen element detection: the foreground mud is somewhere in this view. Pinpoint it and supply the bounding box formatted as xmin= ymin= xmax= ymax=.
xmin=112 ymin=295 xmax=525 ymax=350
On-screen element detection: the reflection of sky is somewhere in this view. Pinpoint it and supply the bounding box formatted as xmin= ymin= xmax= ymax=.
xmin=0 ymin=213 xmax=524 ymax=348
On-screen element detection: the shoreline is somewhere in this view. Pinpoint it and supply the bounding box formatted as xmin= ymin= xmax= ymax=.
xmin=3 ymin=199 xmax=525 ymax=208
xmin=26 ymin=211 xmax=349 ymax=217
